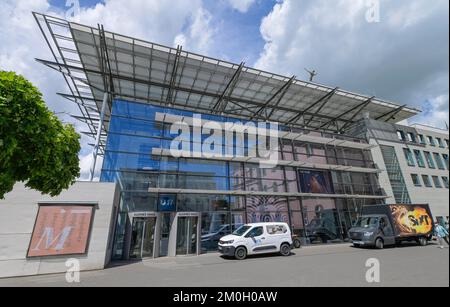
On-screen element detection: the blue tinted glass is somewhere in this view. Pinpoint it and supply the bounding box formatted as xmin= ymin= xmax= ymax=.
xmin=179 ymin=159 xmax=228 ymax=177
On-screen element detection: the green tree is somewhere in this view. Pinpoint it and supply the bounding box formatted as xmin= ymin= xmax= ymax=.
xmin=0 ymin=71 xmax=81 ymax=199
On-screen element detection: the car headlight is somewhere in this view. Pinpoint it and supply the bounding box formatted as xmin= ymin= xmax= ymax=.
xmin=364 ymin=232 xmax=374 ymax=237
xmin=221 ymin=240 xmax=234 ymax=244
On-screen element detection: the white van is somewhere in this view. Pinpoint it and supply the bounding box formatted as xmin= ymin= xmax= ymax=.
xmin=218 ymin=223 xmax=293 ymax=260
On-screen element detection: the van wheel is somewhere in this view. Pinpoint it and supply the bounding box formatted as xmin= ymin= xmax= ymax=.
xmin=280 ymin=243 xmax=291 ymax=256
xmin=418 ymin=237 xmax=428 ymax=246
xmin=375 ymin=238 xmax=384 ymax=249
xmin=234 ymin=247 xmax=247 ymax=260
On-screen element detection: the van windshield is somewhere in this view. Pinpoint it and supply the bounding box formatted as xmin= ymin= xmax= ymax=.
xmin=232 ymin=225 xmax=252 ymax=236
xmin=355 ymin=217 xmax=379 ymax=228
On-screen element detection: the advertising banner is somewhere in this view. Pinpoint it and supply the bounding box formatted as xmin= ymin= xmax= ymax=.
xmin=27 ymin=204 xmax=95 ymax=258
xmin=298 ymin=170 xmax=334 ymax=194
xmin=389 ymin=204 xmax=433 ymax=236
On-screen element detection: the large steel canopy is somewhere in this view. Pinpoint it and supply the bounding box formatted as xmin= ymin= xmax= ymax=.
xmin=34 ymin=12 xmax=420 ymax=152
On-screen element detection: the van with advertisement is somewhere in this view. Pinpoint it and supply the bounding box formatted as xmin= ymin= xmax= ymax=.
xmin=349 ymin=204 xmax=434 ymax=249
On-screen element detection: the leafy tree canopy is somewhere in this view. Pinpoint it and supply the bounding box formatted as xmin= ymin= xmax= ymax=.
xmin=0 ymin=71 xmax=81 ymax=199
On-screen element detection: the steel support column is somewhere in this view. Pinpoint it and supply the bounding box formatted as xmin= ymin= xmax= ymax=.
xmin=90 ymin=92 xmax=108 ymax=181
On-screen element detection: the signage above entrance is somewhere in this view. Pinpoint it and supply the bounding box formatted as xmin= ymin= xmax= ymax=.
xmin=159 ymin=194 xmax=177 ymax=212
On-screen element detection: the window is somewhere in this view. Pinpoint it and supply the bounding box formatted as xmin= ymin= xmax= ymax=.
xmin=427 ymin=136 xmax=436 ymax=146
xmin=411 ymin=174 xmax=421 ymax=187
xmin=442 ymin=177 xmax=449 ymax=189
xmin=407 ymin=133 xmax=416 ymax=143
xmin=433 ymin=153 xmax=445 ymax=170
xmin=437 ymin=138 xmax=445 ymax=148
xmin=403 ymin=148 xmax=415 ymax=166
xmin=418 ymin=134 xmax=426 ymax=144
xmin=422 ymin=175 xmax=432 ymax=187
xmin=413 ymin=150 xmax=426 ymax=168
xmin=397 ymin=131 xmax=406 ymax=141
xmin=432 ymin=176 xmax=442 ymax=188
xmin=266 ymin=225 xmax=287 ymax=235
xmin=445 ymin=139 xmax=449 ymax=148
xmin=424 ymin=151 xmax=435 ymax=169
xmin=246 ymin=227 xmax=264 ymax=237
xmin=443 ymin=154 xmax=449 ymax=170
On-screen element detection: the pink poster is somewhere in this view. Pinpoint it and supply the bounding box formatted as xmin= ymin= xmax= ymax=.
xmin=27 ymin=205 xmax=94 ymax=257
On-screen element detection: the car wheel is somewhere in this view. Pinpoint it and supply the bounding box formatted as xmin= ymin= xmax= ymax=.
xmin=234 ymin=247 xmax=247 ymax=260
xmin=418 ymin=237 xmax=428 ymax=246
xmin=375 ymin=238 xmax=384 ymax=249
xmin=280 ymin=243 xmax=291 ymax=256
xmin=293 ymin=238 xmax=301 ymax=249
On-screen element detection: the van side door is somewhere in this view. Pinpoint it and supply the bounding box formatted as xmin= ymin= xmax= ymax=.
xmin=265 ymin=224 xmax=289 ymax=251
xmin=245 ymin=226 xmax=270 ymax=254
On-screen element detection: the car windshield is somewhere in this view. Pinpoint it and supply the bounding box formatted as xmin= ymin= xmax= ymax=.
xmin=232 ymin=225 xmax=252 ymax=236
xmin=355 ymin=217 xmax=379 ymax=228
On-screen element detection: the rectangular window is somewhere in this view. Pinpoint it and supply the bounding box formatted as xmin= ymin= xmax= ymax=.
xmin=407 ymin=133 xmax=416 ymax=143
xmin=403 ymin=148 xmax=415 ymax=166
xmin=427 ymin=136 xmax=436 ymax=146
xmin=422 ymin=175 xmax=432 ymax=188
xmin=433 ymin=153 xmax=446 ymax=170
xmin=397 ymin=131 xmax=406 ymax=141
xmin=418 ymin=134 xmax=426 ymax=144
xmin=432 ymin=176 xmax=442 ymax=188
xmin=411 ymin=174 xmax=421 ymax=187
xmin=424 ymin=151 xmax=436 ymax=169
xmin=442 ymin=177 xmax=449 ymax=189
xmin=437 ymin=138 xmax=445 ymax=148
xmin=413 ymin=150 xmax=426 ymax=168
xmin=445 ymin=139 xmax=449 ymax=148
xmin=442 ymin=154 xmax=449 ymax=170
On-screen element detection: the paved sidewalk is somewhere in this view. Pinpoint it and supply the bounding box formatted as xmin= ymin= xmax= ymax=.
xmin=0 ymin=243 xmax=448 ymax=287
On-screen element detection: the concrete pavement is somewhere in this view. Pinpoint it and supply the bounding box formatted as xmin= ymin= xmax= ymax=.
xmin=0 ymin=243 xmax=448 ymax=287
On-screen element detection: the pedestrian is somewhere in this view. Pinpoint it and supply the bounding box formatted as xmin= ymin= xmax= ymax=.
xmin=434 ymin=222 xmax=449 ymax=249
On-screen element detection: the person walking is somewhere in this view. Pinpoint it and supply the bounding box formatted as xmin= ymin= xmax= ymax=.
xmin=434 ymin=222 xmax=449 ymax=249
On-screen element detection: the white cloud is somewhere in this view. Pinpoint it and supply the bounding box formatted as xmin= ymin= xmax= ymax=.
xmin=174 ymin=7 xmax=216 ymax=53
xmin=0 ymin=0 xmax=217 ymax=180
xmin=255 ymin=0 xmax=449 ymax=129
xmin=226 ymin=0 xmax=256 ymax=13
xmin=78 ymin=152 xmax=103 ymax=181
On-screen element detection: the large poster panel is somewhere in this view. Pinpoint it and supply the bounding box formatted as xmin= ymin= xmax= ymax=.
xmin=298 ymin=170 xmax=334 ymax=194
xmin=246 ymin=196 xmax=289 ymax=224
xmin=27 ymin=204 xmax=95 ymax=258
xmin=389 ymin=205 xmax=433 ymax=236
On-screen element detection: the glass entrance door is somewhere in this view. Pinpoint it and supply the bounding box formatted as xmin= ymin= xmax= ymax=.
xmin=129 ymin=217 xmax=156 ymax=259
xmin=176 ymin=216 xmax=198 ymax=255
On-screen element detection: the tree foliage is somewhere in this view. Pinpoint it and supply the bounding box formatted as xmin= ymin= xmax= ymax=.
xmin=0 ymin=71 xmax=81 ymax=199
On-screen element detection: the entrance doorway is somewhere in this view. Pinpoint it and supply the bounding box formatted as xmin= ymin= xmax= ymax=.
xmin=176 ymin=216 xmax=199 ymax=255
xmin=129 ymin=217 xmax=156 ymax=259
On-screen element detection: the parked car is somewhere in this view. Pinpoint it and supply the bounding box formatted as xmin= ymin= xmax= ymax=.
xmin=201 ymin=224 xmax=243 ymax=250
xmin=218 ymin=223 xmax=293 ymax=260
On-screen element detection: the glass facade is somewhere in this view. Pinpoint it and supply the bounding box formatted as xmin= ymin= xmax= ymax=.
xmin=102 ymin=100 xmax=384 ymax=259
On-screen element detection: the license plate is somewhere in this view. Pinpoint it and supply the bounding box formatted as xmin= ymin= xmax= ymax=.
xmin=353 ymin=241 xmax=364 ymax=245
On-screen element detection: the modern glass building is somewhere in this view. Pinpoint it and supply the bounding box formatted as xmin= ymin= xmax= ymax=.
xmin=34 ymin=13 xmax=422 ymax=260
